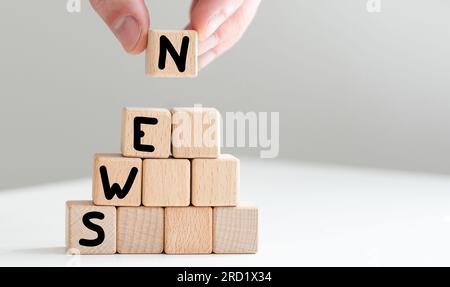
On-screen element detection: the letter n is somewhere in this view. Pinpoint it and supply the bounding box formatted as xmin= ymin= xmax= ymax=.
xmin=158 ymin=35 xmax=190 ymax=72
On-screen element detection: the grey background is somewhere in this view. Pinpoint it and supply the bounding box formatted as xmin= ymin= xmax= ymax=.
xmin=1 ymin=0 xmax=450 ymax=190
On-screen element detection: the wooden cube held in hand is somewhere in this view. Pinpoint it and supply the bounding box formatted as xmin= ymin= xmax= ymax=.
xmin=92 ymin=154 xmax=142 ymax=206
xmin=142 ymin=158 xmax=190 ymax=207
xmin=164 ymin=207 xmax=212 ymax=254
xmin=121 ymin=107 xmax=171 ymax=158
xmin=117 ymin=207 xmax=164 ymax=254
xmin=66 ymin=201 xmax=116 ymax=255
xmin=213 ymin=206 xmax=258 ymax=254
xmin=171 ymin=107 xmax=220 ymax=158
xmin=192 ymin=154 xmax=239 ymax=206
xmin=146 ymin=30 xmax=198 ymax=78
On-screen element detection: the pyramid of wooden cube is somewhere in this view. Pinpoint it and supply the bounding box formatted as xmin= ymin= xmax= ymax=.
xmin=65 ymin=106 xmax=258 ymax=255
xmin=64 ymin=31 xmax=258 ymax=255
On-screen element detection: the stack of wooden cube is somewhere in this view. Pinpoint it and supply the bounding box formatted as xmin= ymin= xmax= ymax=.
xmin=66 ymin=107 xmax=258 ymax=255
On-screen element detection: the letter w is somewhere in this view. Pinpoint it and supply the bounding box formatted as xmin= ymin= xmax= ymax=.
xmin=99 ymin=166 xmax=138 ymax=200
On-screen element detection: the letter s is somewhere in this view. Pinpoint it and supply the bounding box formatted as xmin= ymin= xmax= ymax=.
xmin=79 ymin=211 xmax=105 ymax=247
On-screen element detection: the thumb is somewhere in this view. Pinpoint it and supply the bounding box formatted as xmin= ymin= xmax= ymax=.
xmin=90 ymin=0 xmax=150 ymax=54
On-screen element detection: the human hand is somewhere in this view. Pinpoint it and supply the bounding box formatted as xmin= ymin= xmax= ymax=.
xmin=90 ymin=0 xmax=261 ymax=69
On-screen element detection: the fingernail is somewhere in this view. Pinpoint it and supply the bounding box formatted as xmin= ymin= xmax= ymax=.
xmin=203 ymin=14 xmax=226 ymax=40
xmin=112 ymin=16 xmax=141 ymax=52
xmin=199 ymin=50 xmax=216 ymax=70
xmin=198 ymin=34 xmax=218 ymax=55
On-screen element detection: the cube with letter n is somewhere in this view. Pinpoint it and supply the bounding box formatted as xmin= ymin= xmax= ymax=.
xmin=146 ymin=30 xmax=198 ymax=77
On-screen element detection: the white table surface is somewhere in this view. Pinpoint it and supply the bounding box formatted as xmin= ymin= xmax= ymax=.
xmin=1 ymin=158 xmax=450 ymax=267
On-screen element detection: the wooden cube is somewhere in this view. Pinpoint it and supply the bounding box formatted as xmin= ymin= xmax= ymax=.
xmin=192 ymin=154 xmax=239 ymax=206
xmin=213 ymin=206 xmax=258 ymax=254
xmin=146 ymin=30 xmax=198 ymax=78
xmin=92 ymin=154 xmax=142 ymax=207
xmin=66 ymin=201 xmax=116 ymax=255
xmin=117 ymin=207 xmax=164 ymax=254
xmin=164 ymin=207 xmax=212 ymax=254
xmin=171 ymin=107 xmax=220 ymax=158
xmin=121 ymin=107 xmax=171 ymax=158
xmin=142 ymin=159 xmax=190 ymax=207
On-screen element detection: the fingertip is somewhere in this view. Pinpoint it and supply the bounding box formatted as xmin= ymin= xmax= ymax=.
xmin=189 ymin=3 xmax=207 ymax=40
xmin=198 ymin=50 xmax=217 ymax=70
xmin=190 ymin=0 xmax=244 ymax=41
xmin=90 ymin=0 xmax=150 ymax=54
xmin=190 ymin=19 xmax=207 ymax=41
xmin=126 ymin=28 xmax=148 ymax=55
xmin=198 ymin=34 xmax=218 ymax=56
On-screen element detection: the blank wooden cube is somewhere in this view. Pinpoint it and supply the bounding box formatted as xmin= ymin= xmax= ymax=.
xmin=142 ymin=159 xmax=190 ymax=207
xmin=92 ymin=154 xmax=142 ymax=207
xmin=66 ymin=201 xmax=116 ymax=255
xmin=192 ymin=154 xmax=239 ymax=206
xmin=146 ymin=30 xmax=198 ymax=78
xmin=121 ymin=107 xmax=171 ymax=158
xmin=213 ymin=206 xmax=258 ymax=254
xmin=117 ymin=207 xmax=164 ymax=254
xmin=164 ymin=207 xmax=212 ymax=254
xmin=171 ymin=107 xmax=220 ymax=158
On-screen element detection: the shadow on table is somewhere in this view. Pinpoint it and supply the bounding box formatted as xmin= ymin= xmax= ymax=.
xmin=11 ymin=247 xmax=65 ymax=255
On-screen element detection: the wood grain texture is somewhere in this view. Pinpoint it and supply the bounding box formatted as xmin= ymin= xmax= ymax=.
xmin=171 ymin=107 xmax=220 ymax=158
xmin=117 ymin=207 xmax=164 ymax=254
xmin=92 ymin=154 xmax=142 ymax=207
xmin=146 ymin=30 xmax=198 ymax=78
xmin=142 ymin=159 xmax=190 ymax=207
xmin=121 ymin=107 xmax=171 ymax=158
xmin=213 ymin=206 xmax=258 ymax=254
xmin=66 ymin=201 xmax=116 ymax=255
xmin=192 ymin=154 xmax=239 ymax=206
xmin=164 ymin=207 xmax=212 ymax=254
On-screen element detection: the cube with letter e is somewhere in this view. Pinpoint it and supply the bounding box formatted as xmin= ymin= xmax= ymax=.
xmin=121 ymin=107 xmax=172 ymax=158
